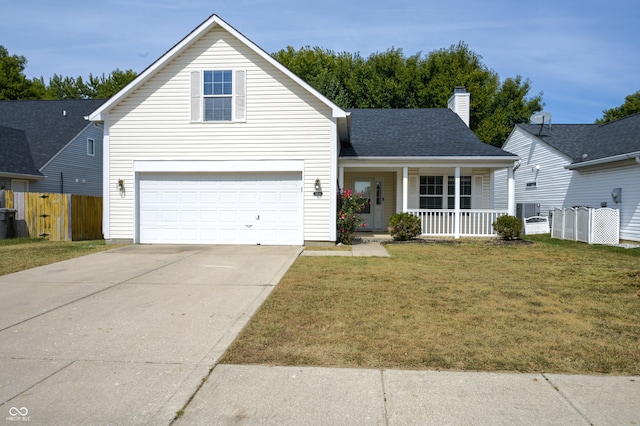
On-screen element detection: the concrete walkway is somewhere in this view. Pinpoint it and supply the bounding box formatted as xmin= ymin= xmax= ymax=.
xmin=301 ymin=234 xmax=393 ymax=257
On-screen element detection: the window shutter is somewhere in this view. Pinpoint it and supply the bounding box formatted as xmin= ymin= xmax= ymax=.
xmin=190 ymin=70 xmax=201 ymax=122
xmin=234 ymin=69 xmax=246 ymax=121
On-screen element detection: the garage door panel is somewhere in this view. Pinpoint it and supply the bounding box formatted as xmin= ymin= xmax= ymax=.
xmin=180 ymin=191 xmax=199 ymax=204
xmin=161 ymin=192 xmax=179 ymax=203
xmin=161 ymin=210 xmax=179 ymax=222
xmin=139 ymin=172 xmax=302 ymax=245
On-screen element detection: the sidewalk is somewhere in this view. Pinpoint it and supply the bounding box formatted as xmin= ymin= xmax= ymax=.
xmin=176 ymin=364 xmax=640 ymax=425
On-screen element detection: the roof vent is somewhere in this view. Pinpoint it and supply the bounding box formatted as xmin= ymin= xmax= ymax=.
xmin=62 ymin=110 xmax=67 ymax=117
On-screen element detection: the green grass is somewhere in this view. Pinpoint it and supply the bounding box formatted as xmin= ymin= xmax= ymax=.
xmin=0 ymin=238 xmax=124 ymax=276
xmin=221 ymin=236 xmax=640 ymax=375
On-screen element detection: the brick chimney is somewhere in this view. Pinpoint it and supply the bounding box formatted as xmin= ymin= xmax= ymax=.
xmin=448 ymin=86 xmax=470 ymax=127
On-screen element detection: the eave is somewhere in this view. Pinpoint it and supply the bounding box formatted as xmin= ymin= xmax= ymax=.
xmin=565 ymin=151 xmax=640 ymax=170
xmin=338 ymin=155 xmax=520 ymax=169
xmin=0 ymin=172 xmax=45 ymax=180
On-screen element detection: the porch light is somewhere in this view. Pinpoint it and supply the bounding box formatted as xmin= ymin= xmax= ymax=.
xmin=118 ymin=179 xmax=125 ymax=191
xmin=313 ymin=178 xmax=323 ymax=197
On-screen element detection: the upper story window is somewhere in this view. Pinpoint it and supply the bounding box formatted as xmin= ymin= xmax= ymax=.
xmin=190 ymin=69 xmax=246 ymax=123
xmin=87 ymin=138 xmax=95 ymax=156
xmin=204 ymin=70 xmax=233 ymax=121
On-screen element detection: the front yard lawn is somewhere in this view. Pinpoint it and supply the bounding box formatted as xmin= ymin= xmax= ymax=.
xmin=221 ymin=236 xmax=640 ymax=375
xmin=0 ymin=238 xmax=122 ymax=276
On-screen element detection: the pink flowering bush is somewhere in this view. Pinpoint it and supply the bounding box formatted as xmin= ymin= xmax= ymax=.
xmin=337 ymin=189 xmax=368 ymax=244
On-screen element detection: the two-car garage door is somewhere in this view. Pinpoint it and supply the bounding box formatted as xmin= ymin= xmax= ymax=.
xmin=138 ymin=172 xmax=302 ymax=245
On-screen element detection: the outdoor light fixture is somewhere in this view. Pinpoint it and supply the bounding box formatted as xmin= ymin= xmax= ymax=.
xmin=313 ymin=178 xmax=323 ymax=196
xmin=118 ymin=179 xmax=125 ymax=191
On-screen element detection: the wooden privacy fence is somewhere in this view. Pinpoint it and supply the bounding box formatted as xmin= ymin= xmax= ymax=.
xmin=0 ymin=190 xmax=102 ymax=241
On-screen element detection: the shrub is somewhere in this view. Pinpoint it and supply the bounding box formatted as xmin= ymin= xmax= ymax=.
xmin=388 ymin=213 xmax=422 ymax=241
xmin=337 ymin=189 xmax=368 ymax=244
xmin=493 ymin=215 xmax=523 ymax=240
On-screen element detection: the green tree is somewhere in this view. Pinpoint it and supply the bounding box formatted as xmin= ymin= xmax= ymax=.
xmin=475 ymin=76 xmax=543 ymax=146
xmin=595 ymin=91 xmax=640 ymax=124
xmin=86 ymin=69 xmax=137 ymax=98
xmin=45 ymin=69 xmax=137 ymax=99
xmin=46 ymin=74 xmax=89 ymax=99
xmin=0 ymin=45 xmax=45 ymax=99
xmin=273 ymin=42 xmax=543 ymax=146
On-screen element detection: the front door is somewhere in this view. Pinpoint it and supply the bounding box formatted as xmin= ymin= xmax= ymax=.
xmin=353 ymin=180 xmax=372 ymax=231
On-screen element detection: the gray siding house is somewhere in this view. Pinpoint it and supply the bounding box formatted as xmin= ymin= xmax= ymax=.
xmin=0 ymin=99 xmax=106 ymax=196
xmin=500 ymin=113 xmax=640 ymax=242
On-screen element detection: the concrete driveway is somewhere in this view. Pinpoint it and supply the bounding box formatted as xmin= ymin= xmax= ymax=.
xmin=0 ymin=244 xmax=301 ymax=424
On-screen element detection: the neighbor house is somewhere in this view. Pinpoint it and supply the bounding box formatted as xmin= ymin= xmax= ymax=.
xmin=0 ymin=99 xmax=106 ymax=196
xmin=89 ymin=14 xmax=519 ymax=245
xmin=501 ymin=114 xmax=640 ymax=242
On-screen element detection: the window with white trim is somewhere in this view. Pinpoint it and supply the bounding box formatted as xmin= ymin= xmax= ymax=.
xmin=190 ymin=69 xmax=246 ymax=122
xmin=420 ymin=175 xmax=471 ymax=209
xmin=87 ymin=138 xmax=95 ymax=156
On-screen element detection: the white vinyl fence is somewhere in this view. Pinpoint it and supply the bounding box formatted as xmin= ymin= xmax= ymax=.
xmin=551 ymin=207 xmax=619 ymax=245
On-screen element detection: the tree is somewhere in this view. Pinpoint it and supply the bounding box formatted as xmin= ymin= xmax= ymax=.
xmin=86 ymin=69 xmax=137 ymax=98
xmin=0 ymin=45 xmax=45 ymax=100
xmin=595 ymin=91 xmax=640 ymax=124
xmin=273 ymin=42 xmax=543 ymax=146
xmin=475 ymin=76 xmax=544 ymax=146
xmin=45 ymin=69 xmax=137 ymax=99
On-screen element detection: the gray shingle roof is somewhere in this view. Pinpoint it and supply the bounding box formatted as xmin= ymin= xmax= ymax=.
xmin=0 ymin=99 xmax=106 ymax=170
xmin=516 ymin=113 xmax=640 ymax=163
xmin=0 ymin=125 xmax=41 ymax=176
xmin=341 ymin=109 xmax=517 ymax=158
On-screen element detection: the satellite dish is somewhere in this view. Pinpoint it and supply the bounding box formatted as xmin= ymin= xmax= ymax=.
xmin=530 ymin=111 xmax=552 ymax=125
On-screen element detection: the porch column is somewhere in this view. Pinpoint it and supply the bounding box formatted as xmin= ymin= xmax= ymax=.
xmin=507 ymin=165 xmax=516 ymax=216
xmin=402 ymin=167 xmax=408 ymax=212
xmin=338 ymin=167 xmax=344 ymax=190
xmin=454 ymin=166 xmax=460 ymax=239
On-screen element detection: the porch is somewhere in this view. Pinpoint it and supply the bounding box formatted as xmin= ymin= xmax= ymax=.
xmin=339 ymin=163 xmax=516 ymax=238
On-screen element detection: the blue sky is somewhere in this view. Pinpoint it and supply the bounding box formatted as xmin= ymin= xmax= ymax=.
xmin=2 ymin=0 xmax=638 ymax=124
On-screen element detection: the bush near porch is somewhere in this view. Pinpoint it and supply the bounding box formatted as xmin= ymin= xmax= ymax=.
xmin=221 ymin=235 xmax=640 ymax=375
xmin=336 ymin=189 xmax=368 ymax=244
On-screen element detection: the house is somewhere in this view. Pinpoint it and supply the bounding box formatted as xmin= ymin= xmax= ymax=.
xmin=0 ymin=99 xmax=106 ymax=196
xmin=502 ymin=114 xmax=640 ymax=242
xmin=89 ymin=14 xmax=519 ymax=245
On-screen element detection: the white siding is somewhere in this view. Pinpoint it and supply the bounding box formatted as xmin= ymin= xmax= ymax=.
xmin=106 ymin=26 xmax=335 ymax=242
xmin=564 ymin=163 xmax=640 ymax=242
xmin=502 ymin=127 xmax=574 ymax=216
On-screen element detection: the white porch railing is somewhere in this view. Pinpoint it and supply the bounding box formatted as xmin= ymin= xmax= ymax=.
xmin=407 ymin=209 xmax=508 ymax=238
